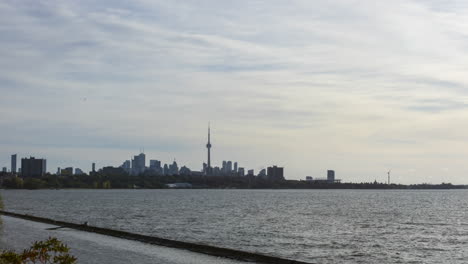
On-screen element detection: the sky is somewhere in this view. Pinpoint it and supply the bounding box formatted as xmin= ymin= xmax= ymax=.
xmin=2 ymin=0 xmax=468 ymax=184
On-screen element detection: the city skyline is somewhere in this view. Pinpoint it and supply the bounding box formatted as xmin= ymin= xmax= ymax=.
xmin=3 ymin=1 xmax=468 ymax=184
xmin=2 ymin=125 xmax=279 ymax=179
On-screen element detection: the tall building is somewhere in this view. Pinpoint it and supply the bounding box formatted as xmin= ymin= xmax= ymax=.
xmin=222 ymin=161 xmax=227 ymax=174
xmin=258 ymin=169 xmax=266 ymax=178
xmin=11 ymin=154 xmax=17 ymax=173
xmin=227 ymin=161 xmax=232 ymax=173
xmin=132 ymin=153 xmax=146 ymax=175
xmin=21 ymin=157 xmax=46 ymax=178
xmin=169 ymin=160 xmax=179 ymax=175
xmin=120 ymin=160 xmax=131 ymax=174
xmin=238 ymin=167 xmax=245 ymax=177
xmin=2 ymin=167 xmax=6 ymax=173
xmin=75 ymin=168 xmax=84 ymax=175
xmin=206 ymin=124 xmax=212 ymax=175
xmin=149 ymin=160 xmax=161 ymax=169
xmin=247 ymin=169 xmax=254 ymax=176
xmin=149 ymin=160 xmax=162 ymax=175
xmin=234 ymin=162 xmax=238 ymax=173
xmin=92 ymin=163 xmax=96 ymax=172
xmin=213 ymin=166 xmax=221 ymax=175
xmin=327 ymin=170 xmax=335 ymax=183
xmin=267 ymin=166 xmax=284 ymax=180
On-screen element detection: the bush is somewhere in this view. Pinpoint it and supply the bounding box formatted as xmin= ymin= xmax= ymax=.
xmin=0 ymin=237 xmax=76 ymax=264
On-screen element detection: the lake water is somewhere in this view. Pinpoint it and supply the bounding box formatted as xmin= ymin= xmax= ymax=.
xmin=1 ymin=189 xmax=468 ymax=263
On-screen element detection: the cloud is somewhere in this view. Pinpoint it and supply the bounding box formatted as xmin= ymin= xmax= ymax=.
xmin=2 ymin=0 xmax=468 ymax=183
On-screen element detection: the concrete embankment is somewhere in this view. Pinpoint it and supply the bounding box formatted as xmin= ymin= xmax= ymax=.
xmin=0 ymin=210 xmax=310 ymax=264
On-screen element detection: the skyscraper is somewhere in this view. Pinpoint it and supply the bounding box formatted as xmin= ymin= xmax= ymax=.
xmin=327 ymin=170 xmax=335 ymax=183
xmin=267 ymin=166 xmax=284 ymax=180
xmin=234 ymin=162 xmax=238 ymax=173
xmin=21 ymin=157 xmax=46 ymax=178
xmin=206 ymin=124 xmax=212 ymax=175
xmin=132 ymin=153 xmax=146 ymax=175
xmin=11 ymin=154 xmax=17 ymax=174
xmin=120 ymin=160 xmax=131 ymax=174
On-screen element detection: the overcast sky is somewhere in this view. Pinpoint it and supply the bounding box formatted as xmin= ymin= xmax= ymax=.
xmin=2 ymin=0 xmax=468 ymax=183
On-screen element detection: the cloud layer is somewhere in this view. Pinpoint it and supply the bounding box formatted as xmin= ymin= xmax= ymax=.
xmin=2 ymin=0 xmax=468 ymax=183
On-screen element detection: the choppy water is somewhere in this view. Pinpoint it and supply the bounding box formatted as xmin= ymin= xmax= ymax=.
xmin=2 ymin=189 xmax=468 ymax=263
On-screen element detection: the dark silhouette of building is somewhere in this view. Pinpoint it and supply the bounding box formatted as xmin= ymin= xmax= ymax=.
xmin=61 ymin=167 xmax=73 ymax=176
xmin=101 ymin=166 xmax=127 ymax=176
xmin=327 ymin=170 xmax=335 ymax=183
xmin=11 ymin=154 xmax=17 ymax=174
xmin=267 ymin=166 xmax=284 ymax=180
xmin=21 ymin=157 xmax=46 ymax=178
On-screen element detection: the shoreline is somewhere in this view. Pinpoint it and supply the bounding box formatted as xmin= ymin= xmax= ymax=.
xmin=0 ymin=210 xmax=310 ymax=264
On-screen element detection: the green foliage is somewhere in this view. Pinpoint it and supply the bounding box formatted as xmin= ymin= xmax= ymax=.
xmin=2 ymin=178 xmax=23 ymax=189
xmin=0 ymin=237 xmax=76 ymax=264
xmin=22 ymin=178 xmax=46 ymax=190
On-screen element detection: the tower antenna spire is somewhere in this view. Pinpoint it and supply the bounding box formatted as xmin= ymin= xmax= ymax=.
xmin=387 ymin=169 xmax=392 ymax=185
xmin=206 ymin=122 xmax=212 ymax=175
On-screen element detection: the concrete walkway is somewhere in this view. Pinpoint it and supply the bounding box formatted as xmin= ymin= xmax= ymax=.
xmin=0 ymin=216 xmax=252 ymax=264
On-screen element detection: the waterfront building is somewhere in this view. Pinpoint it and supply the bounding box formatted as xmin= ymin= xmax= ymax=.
xmin=92 ymin=162 xmax=96 ymax=172
xmin=306 ymin=176 xmax=313 ymax=181
xmin=75 ymin=168 xmax=84 ymax=175
xmin=227 ymin=161 xmax=232 ymax=173
xmin=163 ymin=164 xmax=169 ymax=175
xmin=247 ymin=169 xmax=254 ymax=176
xmin=166 ymin=182 xmax=192 ymax=188
xmin=57 ymin=167 xmax=61 ymax=175
xmin=327 ymin=170 xmax=335 ymax=183
xmin=11 ymin=154 xmax=17 ymax=173
xmin=234 ymin=162 xmax=238 ymax=173
xmin=267 ymin=166 xmax=284 ymax=180
xmin=238 ymin=167 xmax=245 ymax=177
xmin=2 ymin=167 xmax=6 ymax=173
xmin=21 ymin=157 xmax=46 ymax=178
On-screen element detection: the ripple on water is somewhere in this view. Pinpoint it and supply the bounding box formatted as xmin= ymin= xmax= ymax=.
xmin=2 ymin=189 xmax=468 ymax=264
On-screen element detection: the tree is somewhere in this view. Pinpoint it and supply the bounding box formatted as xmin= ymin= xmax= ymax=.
xmin=0 ymin=237 xmax=76 ymax=264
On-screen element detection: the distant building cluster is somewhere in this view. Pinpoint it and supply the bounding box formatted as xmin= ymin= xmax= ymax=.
xmin=305 ymin=170 xmax=340 ymax=184
xmin=1 ymin=125 xmax=286 ymax=181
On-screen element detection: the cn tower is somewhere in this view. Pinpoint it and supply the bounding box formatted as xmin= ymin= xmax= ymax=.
xmin=206 ymin=123 xmax=212 ymax=174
